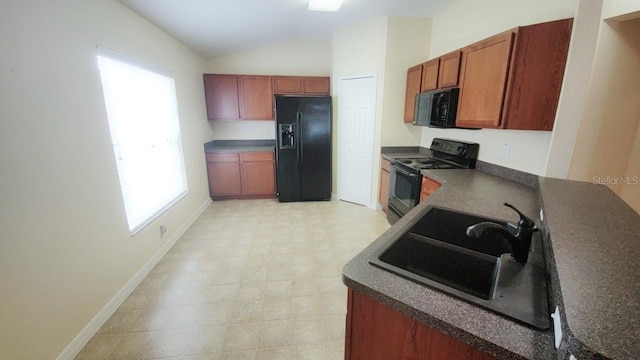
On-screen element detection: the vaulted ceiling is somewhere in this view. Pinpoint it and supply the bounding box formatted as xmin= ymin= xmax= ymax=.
xmin=119 ymin=0 xmax=455 ymax=58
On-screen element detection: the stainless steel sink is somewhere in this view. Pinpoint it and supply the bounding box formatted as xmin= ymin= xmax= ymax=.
xmin=368 ymin=206 xmax=550 ymax=330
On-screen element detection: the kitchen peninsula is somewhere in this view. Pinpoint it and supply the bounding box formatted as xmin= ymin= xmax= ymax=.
xmin=343 ymin=152 xmax=640 ymax=359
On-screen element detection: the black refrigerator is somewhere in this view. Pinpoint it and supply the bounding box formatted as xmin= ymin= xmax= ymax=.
xmin=275 ymin=95 xmax=331 ymax=202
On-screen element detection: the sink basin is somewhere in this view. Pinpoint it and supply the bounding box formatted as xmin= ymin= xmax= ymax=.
xmin=378 ymin=232 xmax=500 ymax=299
xmin=410 ymin=207 xmax=512 ymax=257
xmin=368 ymin=206 xmax=550 ymax=330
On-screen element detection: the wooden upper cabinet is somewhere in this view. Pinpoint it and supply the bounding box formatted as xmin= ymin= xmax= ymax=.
xmin=404 ymin=64 xmax=423 ymax=122
xmin=302 ymin=77 xmax=330 ymax=94
xmin=273 ymin=76 xmax=302 ymax=94
xmin=438 ymin=51 xmax=461 ymax=88
xmin=238 ymin=75 xmax=274 ymax=120
xmin=456 ymin=31 xmax=515 ymax=129
xmin=203 ymin=74 xmax=240 ymax=120
xmin=503 ymin=18 xmax=573 ymax=130
xmin=273 ymin=76 xmax=330 ymax=95
xmin=420 ymin=58 xmax=440 ymax=92
xmin=457 ymin=18 xmax=573 ymax=130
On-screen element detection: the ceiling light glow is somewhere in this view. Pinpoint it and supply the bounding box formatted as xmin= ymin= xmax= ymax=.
xmin=308 ymin=0 xmax=344 ymax=12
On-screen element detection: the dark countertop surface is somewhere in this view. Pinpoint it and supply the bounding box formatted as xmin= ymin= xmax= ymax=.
xmin=344 ymin=147 xmax=640 ymax=359
xmin=343 ymin=169 xmax=555 ymax=359
xmin=538 ymin=177 xmax=640 ymax=359
xmin=204 ymin=139 xmax=275 ymax=153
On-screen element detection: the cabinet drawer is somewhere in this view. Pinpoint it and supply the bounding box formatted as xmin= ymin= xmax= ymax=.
xmin=240 ymin=151 xmax=274 ymax=162
xmin=206 ymin=153 xmax=239 ymax=163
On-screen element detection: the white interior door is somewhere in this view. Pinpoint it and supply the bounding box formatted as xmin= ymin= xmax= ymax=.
xmin=338 ymin=75 xmax=376 ymax=206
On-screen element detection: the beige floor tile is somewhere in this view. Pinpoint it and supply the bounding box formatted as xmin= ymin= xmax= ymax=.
xmin=219 ymin=350 xmax=255 ymax=360
xmin=255 ymin=346 xmax=292 ymax=360
xmin=183 ymin=325 xmax=226 ymax=355
xmin=293 ymin=317 xmax=326 ymax=344
xmin=229 ymin=300 xmax=263 ymax=324
xmin=76 ymin=200 xmax=390 ymax=359
xmin=322 ymin=315 xmax=346 ymax=341
xmin=292 ymin=343 xmax=328 ymax=360
xmin=198 ymin=302 xmax=232 ymax=326
xmin=258 ymin=319 xmax=293 ymax=348
xmin=261 ymin=298 xmax=291 ymax=321
xmin=221 ymin=323 xmax=260 ymax=352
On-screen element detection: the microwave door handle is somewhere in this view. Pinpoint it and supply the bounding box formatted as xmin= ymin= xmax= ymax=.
xmin=434 ymin=94 xmax=444 ymax=124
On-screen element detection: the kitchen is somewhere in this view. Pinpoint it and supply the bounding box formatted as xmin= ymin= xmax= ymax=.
xmin=1 ymin=0 xmax=639 ymax=360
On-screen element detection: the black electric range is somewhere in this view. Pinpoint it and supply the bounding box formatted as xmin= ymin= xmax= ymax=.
xmin=387 ymin=138 xmax=479 ymax=224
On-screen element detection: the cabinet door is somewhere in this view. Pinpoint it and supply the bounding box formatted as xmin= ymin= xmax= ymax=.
xmin=404 ymin=64 xmax=423 ymax=122
xmin=456 ymin=31 xmax=515 ymax=128
xmin=273 ymin=76 xmax=302 ymax=94
xmin=420 ymin=177 xmax=441 ymax=202
xmin=239 ymin=76 xmax=274 ymax=120
xmin=421 ymin=59 xmax=440 ymax=91
xmin=346 ymin=289 xmax=495 ymax=360
xmin=207 ymin=161 xmax=242 ymax=196
xmin=242 ymin=161 xmax=275 ymax=195
xmin=203 ymin=74 xmax=240 ymax=120
xmin=302 ymin=77 xmax=330 ymax=94
xmin=438 ymin=51 xmax=461 ymax=88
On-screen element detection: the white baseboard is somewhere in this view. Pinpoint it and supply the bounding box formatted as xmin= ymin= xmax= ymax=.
xmin=56 ymin=197 xmax=212 ymax=360
xmin=368 ymin=202 xmax=382 ymax=210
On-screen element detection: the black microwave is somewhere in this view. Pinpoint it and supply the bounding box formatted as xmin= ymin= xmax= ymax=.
xmin=413 ymin=88 xmax=460 ymax=128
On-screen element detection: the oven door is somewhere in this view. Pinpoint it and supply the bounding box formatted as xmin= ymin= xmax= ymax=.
xmin=388 ymin=163 xmax=421 ymax=221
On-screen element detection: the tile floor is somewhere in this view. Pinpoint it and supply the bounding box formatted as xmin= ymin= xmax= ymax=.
xmin=75 ymin=199 xmax=390 ymax=360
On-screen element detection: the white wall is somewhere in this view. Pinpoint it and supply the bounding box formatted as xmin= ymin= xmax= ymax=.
xmin=0 ymin=0 xmax=211 ymax=359
xmin=568 ymin=17 xmax=640 ymax=211
xmin=380 ymin=17 xmax=431 ymax=146
xmin=204 ymin=40 xmax=331 ymax=140
xmin=423 ymin=0 xmax=578 ymax=175
xmin=331 ymin=17 xmax=389 ymax=202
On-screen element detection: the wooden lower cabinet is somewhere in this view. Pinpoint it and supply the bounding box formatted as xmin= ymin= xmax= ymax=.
xmin=345 ymin=289 xmax=495 ymax=360
xmin=206 ymin=151 xmax=275 ymax=199
xmin=379 ymin=158 xmax=391 ymax=212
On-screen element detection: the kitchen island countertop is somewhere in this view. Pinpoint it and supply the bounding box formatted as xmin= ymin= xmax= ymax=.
xmin=343 ymin=166 xmax=640 ymax=359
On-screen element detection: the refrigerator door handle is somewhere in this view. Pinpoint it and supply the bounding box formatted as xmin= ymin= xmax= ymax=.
xmin=297 ymin=111 xmax=303 ymax=164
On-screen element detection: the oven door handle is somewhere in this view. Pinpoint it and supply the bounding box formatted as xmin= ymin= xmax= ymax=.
xmin=392 ymin=164 xmax=419 ymax=178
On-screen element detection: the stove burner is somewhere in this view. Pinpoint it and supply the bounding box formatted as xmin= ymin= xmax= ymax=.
xmin=397 ymin=159 xmax=414 ymax=165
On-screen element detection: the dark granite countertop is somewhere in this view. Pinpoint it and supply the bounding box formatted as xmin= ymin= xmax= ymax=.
xmin=380 ymin=146 xmax=431 ymax=161
xmin=343 ymin=169 xmax=555 ymax=359
xmin=204 ymin=139 xmax=275 ymax=153
xmin=538 ymin=178 xmax=640 ymax=359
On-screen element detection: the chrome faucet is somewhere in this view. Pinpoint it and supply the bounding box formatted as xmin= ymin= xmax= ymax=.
xmin=466 ymin=203 xmax=538 ymax=263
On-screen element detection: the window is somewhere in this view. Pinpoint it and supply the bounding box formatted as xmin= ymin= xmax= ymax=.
xmin=97 ymin=49 xmax=187 ymax=235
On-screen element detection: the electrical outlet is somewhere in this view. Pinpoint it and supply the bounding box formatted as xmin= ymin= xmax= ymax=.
xmin=502 ymin=143 xmax=511 ymax=159
xmin=159 ymin=224 xmax=167 ymax=237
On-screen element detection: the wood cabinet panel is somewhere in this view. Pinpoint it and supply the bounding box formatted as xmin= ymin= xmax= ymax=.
xmin=503 ymin=18 xmax=573 ymax=130
xmin=404 ymin=64 xmax=423 ymax=122
xmin=240 ymin=152 xmax=274 ymax=162
xmin=439 ymin=51 xmax=461 ymax=88
xmin=207 ymin=151 xmax=275 ymax=199
xmin=239 ymin=76 xmax=274 ymax=120
xmin=207 ymin=162 xmax=242 ymax=196
xmin=203 ymin=74 xmax=240 ymax=120
xmin=206 ymin=153 xmax=239 ymax=162
xmin=303 ymin=77 xmax=330 ymax=94
xmin=420 ymin=177 xmax=441 ymax=202
xmin=421 ymin=59 xmax=440 ymax=91
xmin=346 ymin=289 xmax=495 ymax=360
xmin=457 ymin=31 xmax=515 ymax=128
xmin=273 ymin=76 xmax=302 ymax=94
xmin=242 ymin=161 xmax=275 ymax=195
xmin=379 ymin=158 xmax=391 ymax=213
